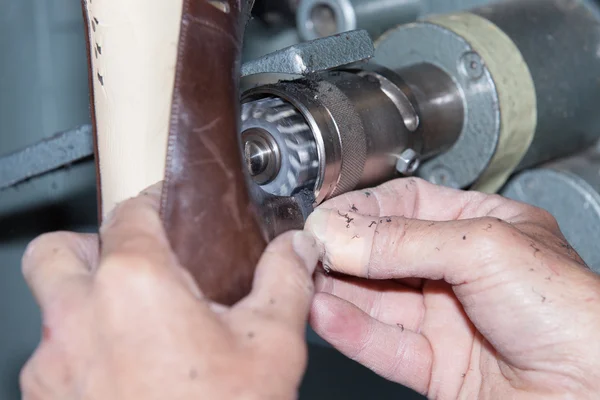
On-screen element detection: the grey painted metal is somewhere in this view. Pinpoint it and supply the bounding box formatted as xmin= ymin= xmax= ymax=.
xmin=0 ymin=3 xmax=97 ymax=400
xmin=296 ymin=0 xmax=422 ymax=41
xmin=0 ymin=125 xmax=94 ymax=191
xmin=375 ymin=22 xmax=500 ymax=189
xmin=241 ymin=29 xmax=374 ymax=77
xmin=473 ymin=0 xmax=600 ymax=172
xmin=0 ymin=30 xmax=372 ymax=195
xmin=502 ymin=147 xmax=600 ymax=273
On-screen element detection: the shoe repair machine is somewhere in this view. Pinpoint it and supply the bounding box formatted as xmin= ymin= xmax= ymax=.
xmin=2 ymin=0 xmax=600 ymax=303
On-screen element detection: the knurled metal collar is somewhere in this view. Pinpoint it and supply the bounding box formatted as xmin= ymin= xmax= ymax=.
xmin=242 ymin=75 xmax=369 ymax=204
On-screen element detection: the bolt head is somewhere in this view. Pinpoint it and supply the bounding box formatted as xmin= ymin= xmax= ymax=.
xmin=396 ymin=149 xmax=420 ymax=175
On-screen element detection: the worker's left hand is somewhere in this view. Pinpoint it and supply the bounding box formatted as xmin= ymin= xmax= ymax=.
xmin=19 ymin=183 xmax=319 ymax=400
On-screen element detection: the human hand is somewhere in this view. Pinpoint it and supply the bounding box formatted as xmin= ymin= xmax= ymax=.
xmin=305 ymin=178 xmax=600 ymax=399
xmin=20 ymin=183 xmax=319 ymax=400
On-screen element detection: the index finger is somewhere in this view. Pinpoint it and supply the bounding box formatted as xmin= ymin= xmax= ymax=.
xmin=22 ymin=232 xmax=97 ymax=308
xmin=321 ymin=178 xmax=559 ymax=230
xmin=306 ymin=210 xmax=527 ymax=284
xmin=234 ymin=231 xmax=319 ymax=333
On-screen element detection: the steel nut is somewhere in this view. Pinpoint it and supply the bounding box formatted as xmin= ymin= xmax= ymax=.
xmin=396 ymin=149 xmax=420 ymax=175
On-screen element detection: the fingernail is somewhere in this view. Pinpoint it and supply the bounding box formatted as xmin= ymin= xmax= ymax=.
xmin=140 ymin=182 xmax=163 ymax=197
xmin=305 ymin=209 xmax=330 ymax=244
xmin=293 ymin=231 xmax=320 ymax=274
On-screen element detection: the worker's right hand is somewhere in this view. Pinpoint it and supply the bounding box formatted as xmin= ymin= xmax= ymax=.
xmin=306 ymin=177 xmax=600 ymax=399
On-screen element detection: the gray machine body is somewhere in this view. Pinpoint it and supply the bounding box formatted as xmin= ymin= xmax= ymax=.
xmin=3 ymin=1 xmax=600 ymax=399
xmin=503 ymin=147 xmax=600 ymax=271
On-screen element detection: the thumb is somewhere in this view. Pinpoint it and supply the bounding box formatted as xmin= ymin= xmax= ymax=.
xmin=234 ymin=231 xmax=320 ymax=333
xmin=305 ymin=208 xmax=534 ymax=286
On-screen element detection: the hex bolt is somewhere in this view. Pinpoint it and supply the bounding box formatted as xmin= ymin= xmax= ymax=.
xmin=396 ymin=149 xmax=420 ymax=175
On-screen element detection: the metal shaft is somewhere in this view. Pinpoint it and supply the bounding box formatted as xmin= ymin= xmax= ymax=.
xmin=297 ymin=0 xmax=422 ymax=40
xmin=394 ymin=63 xmax=464 ymax=159
xmin=473 ymin=0 xmax=600 ymax=172
xmin=240 ymin=63 xmax=464 ymax=204
xmin=0 ymin=125 xmax=94 ymax=191
xmin=502 ymin=146 xmax=600 ymax=272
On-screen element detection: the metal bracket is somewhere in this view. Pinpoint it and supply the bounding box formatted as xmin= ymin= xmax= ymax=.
xmin=241 ymin=29 xmax=375 ymax=77
xmin=0 ymin=125 xmax=94 ymax=190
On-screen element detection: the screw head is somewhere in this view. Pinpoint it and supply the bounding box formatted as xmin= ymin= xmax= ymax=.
xmin=396 ymin=149 xmax=420 ymax=175
xmin=428 ymin=166 xmax=459 ymax=188
xmin=459 ymin=51 xmax=484 ymax=80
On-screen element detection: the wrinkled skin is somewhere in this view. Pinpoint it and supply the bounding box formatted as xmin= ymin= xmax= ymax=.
xmin=306 ymin=178 xmax=600 ymax=399
xmin=19 ymin=183 xmax=320 ymax=400
xmin=19 ymin=177 xmax=600 ymax=400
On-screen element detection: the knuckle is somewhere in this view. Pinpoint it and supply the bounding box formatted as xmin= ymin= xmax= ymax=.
xmin=19 ymin=358 xmax=44 ymax=398
xmin=369 ymin=218 xmax=407 ymax=276
xmin=371 ymin=217 xmax=404 ymax=246
xmin=532 ymin=207 xmax=561 ymax=231
xmin=390 ymin=217 xmax=409 ymax=241
xmin=505 ymin=200 xmax=563 ymax=235
xmin=526 ymin=203 xmax=552 ymax=219
xmin=97 ymin=251 xmax=163 ymax=291
xmin=381 ymin=217 xmax=408 ymax=249
xmin=468 ymin=217 xmax=516 ymax=254
xmin=268 ymin=252 xmax=313 ymax=296
xmin=101 ymin=197 xmax=162 ymax=234
xmin=512 ymin=200 xmax=547 ymax=218
xmin=22 ymin=232 xmax=74 ymax=277
xmin=484 ymin=193 xmax=560 ymax=230
xmin=476 ymin=216 xmax=512 ymax=231
xmin=114 ymin=232 xmax=159 ymax=252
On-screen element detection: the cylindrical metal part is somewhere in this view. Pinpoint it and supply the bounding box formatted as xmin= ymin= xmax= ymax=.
xmin=394 ymin=63 xmax=464 ymax=159
xmin=241 ymin=97 xmax=319 ymax=196
xmin=297 ymin=0 xmax=422 ymax=41
xmin=242 ymin=69 xmax=424 ymax=203
xmin=502 ymin=147 xmax=600 ymax=273
xmin=473 ymin=0 xmax=600 ymax=172
xmin=243 ymin=128 xmax=282 ymax=185
xmin=241 ymin=64 xmax=464 ymax=203
xmin=374 ymin=0 xmax=600 ymax=191
xmin=375 ymin=18 xmax=503 ymax=189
